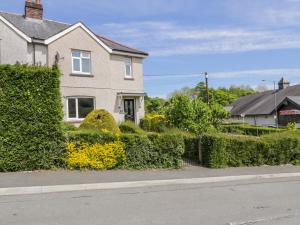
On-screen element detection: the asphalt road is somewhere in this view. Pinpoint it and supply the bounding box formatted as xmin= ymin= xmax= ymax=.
xmin=0 ymin=177 xmax=300 ymax=225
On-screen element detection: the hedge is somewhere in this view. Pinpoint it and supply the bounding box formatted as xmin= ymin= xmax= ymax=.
xmin=65 ymin=130 xmax=185 ymax=169
xmin=0 ymin=65 xmax=64 ymax=172
xmin=221 ymin=124 xmax=284 ymax=136
xmin=201 ymin=132 xmax=298 ymax=168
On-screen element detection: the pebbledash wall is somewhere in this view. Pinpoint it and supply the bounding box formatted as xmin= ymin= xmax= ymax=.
xmin=47 ymin=27 xmax=145 ymax=125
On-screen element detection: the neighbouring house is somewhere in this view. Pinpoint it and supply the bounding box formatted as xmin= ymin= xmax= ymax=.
xmin=230 ymin=78 xmax=300 ymax=128
xmin=0 ymin=0 xmax=148 ymax=125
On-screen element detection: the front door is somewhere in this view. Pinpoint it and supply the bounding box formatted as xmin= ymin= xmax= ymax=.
xmin=124 ymin=99 xmax=135 ymax=122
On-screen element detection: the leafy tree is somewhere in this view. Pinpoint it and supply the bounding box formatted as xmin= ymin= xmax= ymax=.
xmin=144 ymin=95 xmax=166 ymax=114
xmin=165 ymin=95 xmax=212 ymax=134
xmin=210 ymin=103 xmax=230 ymax=128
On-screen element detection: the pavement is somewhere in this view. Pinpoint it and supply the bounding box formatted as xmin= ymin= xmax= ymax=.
xmin=1 ymin=176 xmax=300 ymax=225
xmin=1 ymin=165 xmax=300 ymax=188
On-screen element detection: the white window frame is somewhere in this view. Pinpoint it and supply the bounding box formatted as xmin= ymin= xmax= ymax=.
xmin=124 ymin=58 xmax=133 ymax=78
xmin=66 ymin=97 xmax=95 ymax=120
xmin=71 ymin=50 xmax=91 ymax=75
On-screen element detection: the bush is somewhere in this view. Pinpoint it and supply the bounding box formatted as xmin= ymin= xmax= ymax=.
xmin=119 ymin=121 xmax=145 ymax=134
xmin=120 ymin=133 xmax=185 ymax=169
xmin=64 ymin=131 xmax=185 ymax=169
xmin=80 ymin=109 xmax=120 ymax=134
xmin=201 ymin=132 xmax=298 ymax=168
xmin=0 ymin=65 xmax=64 ymax=172
xmin=140 ymin=114 xmax=168 ymax=133
xmin=65 ymin=130 xmax=118 ymax=144
xmin=65 ymin=141 xmax=125 ymax=170
xmin=221 ymin=124 xmax=283 ymax=136
xmin=61 ymin=122 xmax=77 ymax=132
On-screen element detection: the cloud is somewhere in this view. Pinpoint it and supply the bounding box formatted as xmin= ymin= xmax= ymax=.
xmin=144 ymin=68 xmax=300 ymax=80
xmin=95 ymin=21 xmax=300 ymax=56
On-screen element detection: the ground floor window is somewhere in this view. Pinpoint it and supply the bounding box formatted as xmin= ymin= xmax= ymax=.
xmin=67 ymin=97 xmax=95 ymax=119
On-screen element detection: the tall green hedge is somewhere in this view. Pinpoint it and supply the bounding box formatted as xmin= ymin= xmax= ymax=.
xmin=221 ymin=124 xmax=284 ymax=136
xmin=201 ymin=132 xmax=298 ymax=168
xmin=0 ymin=65 xmax=64 ymax=171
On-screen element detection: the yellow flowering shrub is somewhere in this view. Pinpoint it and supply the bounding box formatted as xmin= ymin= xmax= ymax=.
xmin=65 ymin=141 xmax=126 ymax=170
xmin=140 ymin=114 xmax=168 ymax=132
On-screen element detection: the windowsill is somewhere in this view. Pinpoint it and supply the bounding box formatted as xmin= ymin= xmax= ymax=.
xmin=66 ymin=118 xmax=85 ymax=123
xmin=70 ymin=73 xmax=94 ymax=77
xmin=124 ymin=77 xmax=134 ymax=80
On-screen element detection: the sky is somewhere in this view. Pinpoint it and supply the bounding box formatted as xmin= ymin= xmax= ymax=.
xmin=1 ymin=0 xmax=300 ymax=97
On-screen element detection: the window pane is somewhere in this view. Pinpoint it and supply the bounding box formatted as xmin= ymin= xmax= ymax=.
xmin=73 ymin=58 xmax=80 ymax=72
xmin=82 ymin=58 xmax=91 ymax=73
xmin=68 ymin=99 xmax=76 ymax=118
xmin=82 ymin=52 xmax=90 ymax=58
xmin=72 ymin=50 xmax=80 ymax=57
xmin=126 ymin=65 xmax=131 ymax=76
xmin=78 ymin=98 xmax=94 ymax=118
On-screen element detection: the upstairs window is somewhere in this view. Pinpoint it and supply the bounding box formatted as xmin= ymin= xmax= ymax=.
xmin=72 ymin=50 xmax=91 ymax=74
xmin=124 ymin=58 xmax=132 ymax=78
xmin=67 ymin=97 xmax=95 ymax=119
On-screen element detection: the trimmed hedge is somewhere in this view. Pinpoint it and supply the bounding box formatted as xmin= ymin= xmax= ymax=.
xmin=65 ymin=130 xmax=185 ymax=169
xmin=201 ymin=132 xmax=298 ymax=168
xmin=221 ymin=124 xmax=284 ymax=136
xmin=119 ymin=121 xmax=145 ymax=134
xmin=0 ymin=65 xmax=64 ymax=172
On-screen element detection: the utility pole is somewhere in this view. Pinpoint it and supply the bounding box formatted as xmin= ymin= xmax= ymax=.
xmin=205 ymin=72 xmax=209 ymax=104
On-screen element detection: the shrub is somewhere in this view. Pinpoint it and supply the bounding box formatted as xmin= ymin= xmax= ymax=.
xmin=61 ymin=122 xmax=77 ymax=132
xmin=120 ymin=133 xmax=185 ymax=169
xmin=119 ymin=121 xmax=145 ymax=134
xmin=201 ymin=132 xmax=298 ymax=168
xmin=65 ymin=130 xmax=118 ymax=144
xmin=65 ymin=141 xmax=125 ymax=170
xmin=80 ymin=109 xmax=120 ymax=134
xmin=221 ymin=124 xmax=283 ymax=136
xmin=0 ymin=65 xmax=64 ymax=172
xmin=287 ymin=122 xmax=297 ymax=130
xmin=140 ymin=114 xmax=168 ymax=133
xmin=64 ymin=131 xmax=185 ymax=169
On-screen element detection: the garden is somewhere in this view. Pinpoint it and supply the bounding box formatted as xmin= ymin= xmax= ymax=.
xmin=0 ymin=64 xmax=299 ymax=172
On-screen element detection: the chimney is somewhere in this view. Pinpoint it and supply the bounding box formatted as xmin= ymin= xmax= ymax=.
xmin=278 ymin=77 xmax=290 ymax=90
xmin=24 ymin=0 xmax=43 ymax=20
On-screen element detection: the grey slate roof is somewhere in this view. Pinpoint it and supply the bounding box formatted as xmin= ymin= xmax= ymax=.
xmin=0 ymin=12 xmax=148 ymax=55
xmin=231 ymin=84 xmax=300 ymax=116
xmin=0 ymin=12 xmax=70 ymax=40
xmin=286 ymin=96 xmax=300 ymax=107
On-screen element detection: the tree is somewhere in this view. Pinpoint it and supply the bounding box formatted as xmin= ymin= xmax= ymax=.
xmin=165 ymin=95 xmax=212 ymax=134
xmin=210 ymin=103 xmax=230 ymax=129
xmin=144 ymin=95 xmax=166 ymax=114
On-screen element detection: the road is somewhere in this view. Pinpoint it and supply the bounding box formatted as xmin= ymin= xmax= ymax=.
xmin=0 ymin=177 xmax=300 ymax=225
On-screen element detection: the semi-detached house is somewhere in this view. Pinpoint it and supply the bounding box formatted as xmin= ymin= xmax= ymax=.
xmin=0 ymin=0 xmax=148 ymax=125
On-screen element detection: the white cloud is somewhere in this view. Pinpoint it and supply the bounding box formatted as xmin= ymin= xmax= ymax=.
xmin=144 ymin=68 xmax=300 ymax=80
xmin=95 ymin=21 xmax=300 ymax=56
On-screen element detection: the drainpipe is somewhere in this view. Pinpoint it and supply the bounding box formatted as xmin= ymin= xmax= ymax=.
xmin=33 ymin=43 xmax=36 ymax=65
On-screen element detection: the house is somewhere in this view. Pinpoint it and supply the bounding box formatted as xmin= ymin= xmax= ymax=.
xmin=230 ymin=78 xmax=300 ymax=127
xmin=0 ymin=0 xmax=148 ymax=125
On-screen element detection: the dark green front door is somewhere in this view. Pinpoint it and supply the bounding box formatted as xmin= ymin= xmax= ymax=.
xmin=124 ymin=99 xmax=135 ymax=122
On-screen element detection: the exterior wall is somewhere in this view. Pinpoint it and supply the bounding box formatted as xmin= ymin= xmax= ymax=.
xmin=0 ymin=20 xmax=28 ymax=64
xmin=47 ymin=27 xmax=145 ymax=124
xmin=27 ymin=43 xmax=47 ymax=65
xmin=231 ymin=115 xmax=276 ymax=127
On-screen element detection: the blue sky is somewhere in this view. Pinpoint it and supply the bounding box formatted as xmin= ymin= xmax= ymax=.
xmin=2 ymin=0 xmax=300 ymax=97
